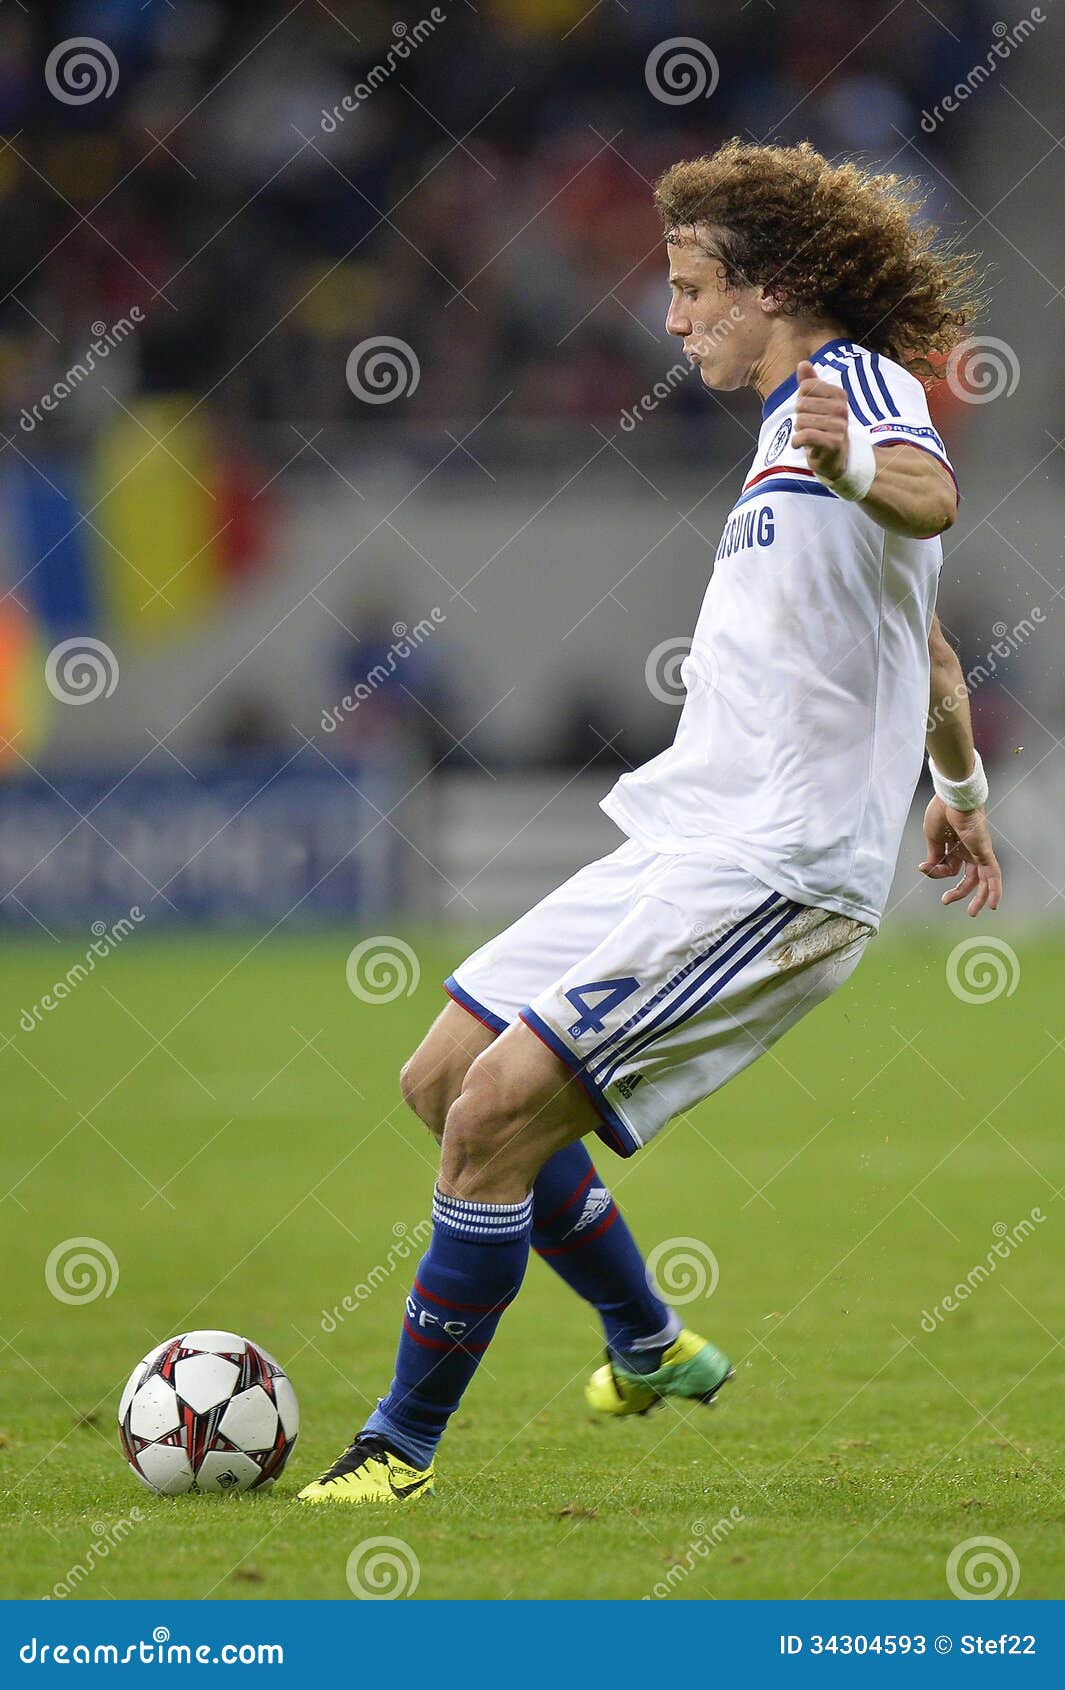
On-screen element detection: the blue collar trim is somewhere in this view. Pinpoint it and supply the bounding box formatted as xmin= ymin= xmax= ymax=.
xmin=760 ymin=338 xmax=853 ymax=419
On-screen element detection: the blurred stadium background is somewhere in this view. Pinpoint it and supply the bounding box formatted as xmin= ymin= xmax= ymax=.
xmin=1 ymin=0 xmax=1061 ymax=935
xmin=3 ymin=0 xmax=1064 ymax=1605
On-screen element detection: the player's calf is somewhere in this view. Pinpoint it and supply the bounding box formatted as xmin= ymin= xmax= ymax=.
xmin=319 ymin=1029 xmax=599 ymax=1488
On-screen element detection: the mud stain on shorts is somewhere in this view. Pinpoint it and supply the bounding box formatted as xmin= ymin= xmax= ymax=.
xmin=771 ymin=905 xmax=873 ymax=970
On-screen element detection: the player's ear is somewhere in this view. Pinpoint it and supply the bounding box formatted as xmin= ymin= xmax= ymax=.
xmin=758 ymin=284 xmax=787 ymax=316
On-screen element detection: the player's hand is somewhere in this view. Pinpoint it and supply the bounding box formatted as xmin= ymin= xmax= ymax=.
xmin=919 ymin=795 xmax=1002 ymax=917
xmin=792 ymin=359 xmax=850 ymax=481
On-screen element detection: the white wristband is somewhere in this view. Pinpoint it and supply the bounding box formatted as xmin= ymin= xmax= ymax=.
xmin=814 ymin=423 xmax=877 ymax=501
xmin=929 ymin=749 xmax=989 ymax=811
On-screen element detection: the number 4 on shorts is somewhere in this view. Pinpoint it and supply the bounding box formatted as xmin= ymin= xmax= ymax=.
xmin=564 ymin=976 xmax=640 ymax=1039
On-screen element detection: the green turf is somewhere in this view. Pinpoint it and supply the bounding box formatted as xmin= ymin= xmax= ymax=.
xmin=0 ymin=927 xmax=1061 ymax=1601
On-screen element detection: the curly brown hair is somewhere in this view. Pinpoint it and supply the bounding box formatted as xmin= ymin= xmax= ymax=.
xmin=655 ymin=139 xmax=982 ymax=377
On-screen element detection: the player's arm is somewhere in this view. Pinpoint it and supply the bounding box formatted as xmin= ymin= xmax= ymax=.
xmin=919 ymin=614 xmax=1002 ymax=916
xmin=792 ymin=360 xmax=956 ymax=538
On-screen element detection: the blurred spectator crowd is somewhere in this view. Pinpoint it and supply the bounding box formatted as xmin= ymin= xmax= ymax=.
xmin=0 ymin=0 xmax=1037 ymax=795
xmin=1 ymin=0 xmax=993 ymax=441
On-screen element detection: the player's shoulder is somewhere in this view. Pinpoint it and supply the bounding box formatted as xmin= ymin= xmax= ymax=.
xmin=847 ymin=340 xmax=927 ymax=399
xmin=840 ymin=340 xmax=953 ymax=469
xmin=823 ymin=338 xmax=926 ymax=414
xmin=818 ymin=338 xmax=949 ymax=454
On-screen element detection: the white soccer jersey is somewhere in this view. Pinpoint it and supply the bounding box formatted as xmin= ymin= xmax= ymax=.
xmin=602 ymin=338 xmax=955 ymax=928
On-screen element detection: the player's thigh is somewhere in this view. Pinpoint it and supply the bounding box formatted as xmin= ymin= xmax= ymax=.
xmin=624 ymin=903 xmax=873 ymax=1134
xmin=404 ymin=839 xmax=646 ymax=1145
xmin=440 ymin=1020 xmax=600 ymax=1200
xmin=523 ymin=858 xmax=872 ymax=1156
xmin=447 ymin=839 xmax=657 ymax=1029
xmin=400 ymin=1000 xmax=497 ymax=1138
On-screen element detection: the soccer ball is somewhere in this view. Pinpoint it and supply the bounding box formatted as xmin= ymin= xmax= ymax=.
xmin=118 ymin=1329 xmax=299 ymax=1494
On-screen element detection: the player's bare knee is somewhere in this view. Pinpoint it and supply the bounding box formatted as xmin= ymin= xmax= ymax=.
xmin=399 ymin=1046 xmax=453 ymax=1139
xmin=438 ymin=1056 xmax=543 ymax=1199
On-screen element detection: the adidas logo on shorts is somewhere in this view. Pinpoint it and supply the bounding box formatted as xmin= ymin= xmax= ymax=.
xmin=615 ymin=1072 xmax=644 ymax=1100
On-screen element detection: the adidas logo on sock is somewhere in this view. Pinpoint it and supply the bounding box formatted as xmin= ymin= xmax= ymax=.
xmin=566 ymin=1186 xmax=613 ymax=1237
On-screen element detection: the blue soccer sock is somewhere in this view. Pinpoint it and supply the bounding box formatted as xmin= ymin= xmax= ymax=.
xmin=362 ymin=1188 xmax=533 ymax=1469
xmin=531 ymin=1142 xmax=679 ymax=1370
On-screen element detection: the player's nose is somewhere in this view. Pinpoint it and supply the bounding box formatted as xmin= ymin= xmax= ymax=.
xmin=665 ymin=297 xmax=689 ymax=337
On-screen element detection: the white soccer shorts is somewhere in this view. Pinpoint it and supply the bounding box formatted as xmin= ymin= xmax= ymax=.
xmin=446 ymin=840 xmax=872 ymax=1157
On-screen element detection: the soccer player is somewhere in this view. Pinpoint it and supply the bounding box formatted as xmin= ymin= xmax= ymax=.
xmin=299 ymin=139 xmax=1002 ymax=1503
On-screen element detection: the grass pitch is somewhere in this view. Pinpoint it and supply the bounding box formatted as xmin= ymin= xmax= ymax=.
xmin=1 ymin=926 xmax=1061 ymax=1601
